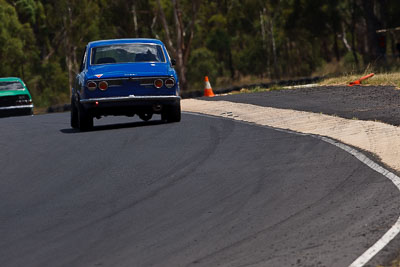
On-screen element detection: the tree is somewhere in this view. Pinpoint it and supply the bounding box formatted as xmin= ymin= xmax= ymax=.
xmin=360 ymin=0 xmax=382 ymax=61
xmin=0 ymin=0 xmax=36 ymax=79
xmin=54 ymin=0 xmax=101 ymax=95
xmin=156 ymin=0 xmax=201 ymax=91
xmin=3 ymin=0 xmax=400 ymax=107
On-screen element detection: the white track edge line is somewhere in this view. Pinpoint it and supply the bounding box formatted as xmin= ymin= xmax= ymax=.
xmin=183 ymin=111 xmax=400 ymax=267
xmin=320 ymin=136 xmax=400 ymax=267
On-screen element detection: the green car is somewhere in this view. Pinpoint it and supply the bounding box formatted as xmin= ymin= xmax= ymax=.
xmin=0 ymin=77 xmax=34 ymax=117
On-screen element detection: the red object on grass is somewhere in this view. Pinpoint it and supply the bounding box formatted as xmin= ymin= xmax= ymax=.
xmin=348 ymin=73 xmax=375 ymax=86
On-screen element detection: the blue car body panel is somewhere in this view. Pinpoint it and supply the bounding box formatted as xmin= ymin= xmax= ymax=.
xmin=85 ymin=63 xmax=174 ymax=98
xmin=72 ymin=38 xmax=180 ymax=120
xmin=75 ymin=38 xmax=179 ymax=100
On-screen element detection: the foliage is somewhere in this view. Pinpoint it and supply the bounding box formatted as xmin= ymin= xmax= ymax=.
xmin=0 ymin=0 xmax=37 ymax=77
xmin=1 ymin=0 xmax=400 ymax=107
xmin=187 ymin=47 xmax=219 ymax=85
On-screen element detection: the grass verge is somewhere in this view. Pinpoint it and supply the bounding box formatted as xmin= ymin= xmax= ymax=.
xmin=320 ymin=72 xmax=400 ymax=88
xmin=226 ymin=72 xmax=400 ymax=96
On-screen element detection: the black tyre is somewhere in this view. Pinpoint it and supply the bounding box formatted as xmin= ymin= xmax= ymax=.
xmin=70 ymin=98 xmax=79 ymax=129
xmin=77 ymin=103 xmax=93 ymax=131
xmin=162 ymin=103 xmax=181 ymax=123
xmin=139 ymin=112 xmax=153 ymax=121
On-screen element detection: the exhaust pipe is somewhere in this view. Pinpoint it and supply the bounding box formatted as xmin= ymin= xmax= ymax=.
xmin=153 ymin=104 xmax=162 ymax=112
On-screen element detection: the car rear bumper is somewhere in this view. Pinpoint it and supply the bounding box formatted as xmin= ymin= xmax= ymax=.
xmin=0 ymin=104 xmax=34 ymax=117
xmin=80 ymin=95 xmax=180 ymax=104
xmin=0 ymin=104 xmax=34 ymax=110
xmin=79 ymin=95 xmax=180 ymax=117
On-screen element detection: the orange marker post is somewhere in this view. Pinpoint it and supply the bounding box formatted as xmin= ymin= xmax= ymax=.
xmin=348 ymin=73 xmax=375 ymax=86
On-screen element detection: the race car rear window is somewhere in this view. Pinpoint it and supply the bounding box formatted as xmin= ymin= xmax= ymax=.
xmin=91 ymin=44 xmax=166 ymax=65
xmin=0 ymin=82 xmax=24 ymax=91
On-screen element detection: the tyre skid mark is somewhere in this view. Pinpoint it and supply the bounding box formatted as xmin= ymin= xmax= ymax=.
xmin=183 ymin=107 xmax=400 ymax=267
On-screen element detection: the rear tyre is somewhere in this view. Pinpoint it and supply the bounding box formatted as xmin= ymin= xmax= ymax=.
xmin=77 ymin=103 xmax=93 ymax=131
xmin=162 ymin=103 xmax=181 ymax=123
xmin=70 ymin=98 xmax=79 ymax=129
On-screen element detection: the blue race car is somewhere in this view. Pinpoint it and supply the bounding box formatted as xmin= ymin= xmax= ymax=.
xmin=71 ymin=38 xmax=181 ymax=130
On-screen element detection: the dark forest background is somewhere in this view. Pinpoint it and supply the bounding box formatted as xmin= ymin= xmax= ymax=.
xmin=1 ymin=0 xmax=400 ymax=107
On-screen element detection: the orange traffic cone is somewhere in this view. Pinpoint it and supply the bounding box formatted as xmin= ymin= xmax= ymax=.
xmin=348 ymin=73 xmax=374 ymax=86
xmin=204 ymin=76 xmax=215 ymax=97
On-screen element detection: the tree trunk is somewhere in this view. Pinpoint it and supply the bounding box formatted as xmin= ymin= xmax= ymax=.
xmin=260 ymin=9 xmax=267 ymax=49
xmin=333 ymin=31 xmax=340 ymax=61
xmin=350 ymin=0 xmax=359 ymax=66
xmin=269 ymin=17 xmax=279 ymax=79
xmin=361 ymin=0 xmax=381 ymax=61
xmin=132 ymin=4 xmax=138 ymax=37
xmin=228 ymin=48 xmax=234 ymax=79
xmin=172 ymin=0 xmax=186 ymax=90
xmin=63 ymin=4 xmax=74 ymax=97
xmin=156 ymin=0 xmax=200 ymax=91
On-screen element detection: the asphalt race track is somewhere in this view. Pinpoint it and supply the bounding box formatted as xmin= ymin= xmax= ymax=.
xmin=207 ymin=85 xmax=400 ymax=126
xmin=1 ymin=110 xmax=400 ymax=267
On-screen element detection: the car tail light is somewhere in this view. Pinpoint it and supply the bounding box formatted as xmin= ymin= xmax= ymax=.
xmin=87 ymin=81 xmax=97 ymax=91
xmin=15 ymin=95 xmax=31 ymax=105
xmin=154 ymin=79 xmax=163 ymax=88
xmin=165 ymin=78 xmax=175 ymax=88
xmin=99 ymin=81 xmax=108 ymax=91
